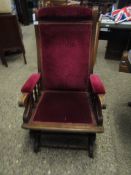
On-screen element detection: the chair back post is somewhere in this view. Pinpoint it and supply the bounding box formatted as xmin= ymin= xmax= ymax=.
xmin=34 ymin=22 xmax=41 ymax=73
xmin=91 ymin=6 xmax=99 ymax=72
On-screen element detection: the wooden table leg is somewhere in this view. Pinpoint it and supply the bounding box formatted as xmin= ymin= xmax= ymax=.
xmin=0 ymin=52 xmax=8 ymax=67
xmin=23 ymin=53 xmax=27 ymax=64
xmin=128 ymin=102 xmax=131 ymax=107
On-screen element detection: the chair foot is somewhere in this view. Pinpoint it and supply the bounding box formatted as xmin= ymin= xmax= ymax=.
xmin=88 ymin=133 xmax=96 ymax=158
xmin=1 ymin=54 xmax=8 ymax=67
xmin=34 ymin=139 xmax=40 ymax=153
xmin=128 ymin=102 xmax=131 ymax=107
xmin=29 ymin=130 xmax=34 ymax=139
xmin=102 ymin=104 xmax=106 ymax=109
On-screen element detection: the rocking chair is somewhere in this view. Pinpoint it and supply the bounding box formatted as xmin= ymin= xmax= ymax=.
xmin=19 ymin=6 xmax=106 ymax=158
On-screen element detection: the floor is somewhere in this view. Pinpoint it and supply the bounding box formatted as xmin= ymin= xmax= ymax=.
xmin=0 ymin=25 xmax=131 ymax=175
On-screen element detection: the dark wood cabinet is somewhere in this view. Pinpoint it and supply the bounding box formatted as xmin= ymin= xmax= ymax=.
xmin=0 ymin=14 xmax=27 ymax=66
xmin=105 ymin=29 xmax=131 ymax=60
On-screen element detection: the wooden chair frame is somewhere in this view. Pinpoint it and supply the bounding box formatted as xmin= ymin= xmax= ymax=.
xmin=19 ymin=7 xmax=106 ymax=158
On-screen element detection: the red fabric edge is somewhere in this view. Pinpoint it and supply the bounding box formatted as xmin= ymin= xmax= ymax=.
xmin=90 ymin=74 xmax=106 ymax=94
xmin=37 ymin=6 xmax=92 ymax=19
xmin=21 ymin=73 xmax=41 ymax=93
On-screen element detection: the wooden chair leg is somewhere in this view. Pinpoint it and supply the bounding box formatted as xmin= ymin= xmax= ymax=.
xmin=0 ymin=53 xmax=8 ymax=67
xmin=32 ymin=131 xmax=41 ymax=153
xmin=128 ymin=102 xmax=131 ymax=107
xmin=88 ymin=133 xmax=96 ymax=158
xmin=29 ymin=130 xmax=34 ymax=139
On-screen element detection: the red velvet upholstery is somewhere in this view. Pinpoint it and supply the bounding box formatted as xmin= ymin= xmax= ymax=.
xmin=33 ymin=91 xmax=94 ymax=124
xmin=39 ymin=23 xmax=92 ymax=90
xmin=21 ymin=73 xmax=41 ymax=93
xmin=37 ymin=6 xmax=92 ymax=20
xmin=90 ymin=74 xmax=106 ymax=94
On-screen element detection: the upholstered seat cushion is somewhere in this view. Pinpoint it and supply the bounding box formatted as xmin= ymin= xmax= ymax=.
xmin=32 ymin=91 xmax=95 ymax=124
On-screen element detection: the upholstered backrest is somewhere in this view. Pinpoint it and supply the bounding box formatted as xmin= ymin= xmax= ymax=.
xmin=36 ymin=6 xmax=98 ymax=91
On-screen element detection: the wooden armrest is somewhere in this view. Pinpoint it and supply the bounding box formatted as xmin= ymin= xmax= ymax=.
xmin=18 ymin=93 xmax=30 ymax=107
xmin=18 ymin=92 xmax=34 ymax=123
xmin=97 ymin=94 xmax=106 ymax=109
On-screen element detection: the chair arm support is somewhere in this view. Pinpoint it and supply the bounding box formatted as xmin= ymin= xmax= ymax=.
xmin=90 ymin=74 xmax=106 ymax=94
xmin=18 ymin=92 xmax=34 ymax=123
xmin=90 ymin=75 xmax=106 ymax=125
xmin=97 ymin=94 xmax=106 ymax=109
xmin=19 ymin=73 xmax=41 ymax=123
xmin=21 ymin=73 xmax=41 ymax=93
xmin=18 ymin=93 xmax=30 ymax=107
xmin=92 ymin=94 xmax=104 ymax=126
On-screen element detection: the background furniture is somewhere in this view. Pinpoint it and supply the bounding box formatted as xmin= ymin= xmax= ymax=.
xmin=19 ymin=6 xmax=106 ymax=158
xmin=14 ymin=0 xmax=116 ymax=25
xmin=0 ymin=14 xmax=27 ymax=67
xmin=80 ymin=0 xmax=116 ymax=13
xmin=118 ymin=50 xmax=131 ymax=107
xmin=14 ymin=0 xmax=29 ymax=25
xmin=119 ymin=50 xmax=131 ymax=73
xmin=100 ymin=17 xmax=131 ymax=60
xmin=14 ymin=0 xmax=39 ymax=25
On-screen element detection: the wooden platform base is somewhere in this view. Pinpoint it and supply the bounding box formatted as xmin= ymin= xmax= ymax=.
xmin=29 ymin=130 xmax=97 ymax=158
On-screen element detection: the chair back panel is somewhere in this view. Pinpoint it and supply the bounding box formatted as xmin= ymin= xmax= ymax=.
xmin=39 ymin=22 xmax=93 ymax=90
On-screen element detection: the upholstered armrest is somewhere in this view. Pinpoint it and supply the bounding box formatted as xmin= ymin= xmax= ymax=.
xmin=90 ymin=74 xmax=106 ymax=109
xmin=90 ymin=74 xmax=105 ymax=94
xmin=19 ymin=73 xmax=41 ymax=122
xmin=97 ymin=94 xmax=106 ymax=109
xmin=21 ymin=73 xmax=41 ymax=93
xmin=19 ymin=73 xmax=41 ymax=107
